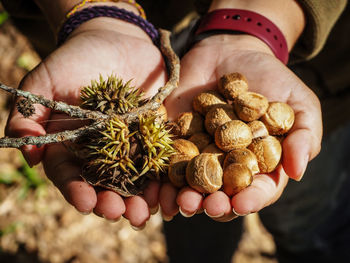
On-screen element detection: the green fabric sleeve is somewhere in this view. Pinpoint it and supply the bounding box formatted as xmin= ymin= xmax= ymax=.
xmin=295 ymin=0 xmax=347 ymax=60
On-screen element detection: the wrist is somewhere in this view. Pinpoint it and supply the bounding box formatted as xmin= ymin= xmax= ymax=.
xmin=193 ymin=33 xmax=274 ymax=57
xmin=35 ymin=0 xmax=140 ymax=34
xmin=56 ymin=4 xmax=158 ymax=45
xmin=67 ymin=15 xmax=152 ymax=43
xmin=208 ymin=0 xmax=305 ymax=50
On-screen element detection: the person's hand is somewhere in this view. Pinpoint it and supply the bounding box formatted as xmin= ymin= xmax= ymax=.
xmin=161 ymin=34 xmax=322 ymax=221
xmin=5 ymin=18 xmax=166 ymax=228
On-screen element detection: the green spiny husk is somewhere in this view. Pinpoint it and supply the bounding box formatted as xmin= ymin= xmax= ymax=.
xmin=80 ymin=117 xmax=143 ymax=196
xmin=139 ymin=115 xmax=174 ymax=180
xmin=80 ymin=115 xmax=174 ymax=196
xmin=80 ymin=74 xmax=143 ymax=114
xmin=77 ymin=74 xmax=175 ymax=196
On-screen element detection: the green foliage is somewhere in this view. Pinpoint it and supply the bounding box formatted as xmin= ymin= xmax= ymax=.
xmin=0 ymin=222 xmax=19 ymax=237
xmin=0 ymin=11 xmax=8 ymax=26
xmin=0 ymin=155 xmax=46 ymax=199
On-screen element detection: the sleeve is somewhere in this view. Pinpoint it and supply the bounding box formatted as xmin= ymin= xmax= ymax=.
xmin=194 ymin=0 xmax=348 ymax=60
xmin=294 ymin=0 xmax=347 ymax=60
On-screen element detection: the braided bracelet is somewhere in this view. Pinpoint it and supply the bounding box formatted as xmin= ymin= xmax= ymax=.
xmin=66 ymin=0 xmax=146 ymax=19
xmin=57 ymin=5 xmax=159 ymax=46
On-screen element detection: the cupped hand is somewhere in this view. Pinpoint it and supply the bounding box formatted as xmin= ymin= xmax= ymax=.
xmin=5 ymin=18 xmax=166 ymax=227
xmin=161 ymin=34 xmax=322 ymax=221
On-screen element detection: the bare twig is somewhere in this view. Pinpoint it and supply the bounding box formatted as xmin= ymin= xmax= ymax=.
xmin=0 ymin=122 xmax=104 ymax=148
xmin=0 ymin=28 xmax=180 ymax=148
xmin=0 ymin=83 xmax=108 ymax=120
xmin=122 ymin=29 xmax=180 ymax=123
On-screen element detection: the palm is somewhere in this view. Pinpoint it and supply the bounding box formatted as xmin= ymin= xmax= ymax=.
xmin=163 ymin=39 xmax=322 ymax=220
xmin=7 ymin=29 xmax=166 ymax=227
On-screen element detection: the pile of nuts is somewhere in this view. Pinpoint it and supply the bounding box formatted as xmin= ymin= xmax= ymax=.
xmin=168 ymin=73 xmax=295 ymax=196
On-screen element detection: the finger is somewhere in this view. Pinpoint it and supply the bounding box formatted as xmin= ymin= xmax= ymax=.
xmin=43 ymin=144 xmax=97 ymax=214
xmin=282 ymin=129 xmax=318 ymax=181
xmin=282 ymin=86 xmax=322 ymax=181
xmin=123 ymin=195 xmax=150 ymax=228
xmin=176 ymin=187 xmax=203 ymax=217
xmin=159 ymin=183 xmax=179 ymax=220
xmin=203 ymin=191 xmax=232 ymax=219
xmin=6 ymin=70 xmax=54 ymax=166
xmin=6 ymin=105 xmax=49 ymax=166
xmin=143 ymin=180 xmax=160 ymax=214
xmin=231 ymin=165 xmax=288 ymax=215
xmin=93 ymin=191 xmax=126 ymax=221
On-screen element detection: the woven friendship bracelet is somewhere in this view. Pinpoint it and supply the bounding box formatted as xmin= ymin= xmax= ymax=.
xmin=57 ymin=5 xmax=159 ymax=46
xmin=66 ymin=0 xmax=146 ymax=19
xmin=194 ymin=9 xmax=289 ymax=64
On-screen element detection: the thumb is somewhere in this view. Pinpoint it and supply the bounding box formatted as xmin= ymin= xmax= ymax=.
xmin=5 ymin=69 xmax=53 ymax=166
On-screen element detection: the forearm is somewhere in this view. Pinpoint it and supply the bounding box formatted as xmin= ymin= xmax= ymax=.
xmin=208 ymin=0 xmax=306 ymax=51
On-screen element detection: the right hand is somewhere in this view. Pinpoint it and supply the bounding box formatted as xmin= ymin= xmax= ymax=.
xmin=161 ymin=34 xmax=323 ymax=221
xmin=6 ymin=17 xmax=167 ymax=228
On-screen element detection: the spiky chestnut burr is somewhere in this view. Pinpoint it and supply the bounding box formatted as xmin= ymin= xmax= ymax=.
xmin=80 ymin=75 xmax=144 ymax=114
xmin=78 ymin=114 xmax=174 ymax=197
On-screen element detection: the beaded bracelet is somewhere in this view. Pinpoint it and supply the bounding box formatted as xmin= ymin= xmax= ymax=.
xmin=67 ymin=0 xmax=146 ymax=19
xmin=57 ymin=5 xmax=159 ymax=46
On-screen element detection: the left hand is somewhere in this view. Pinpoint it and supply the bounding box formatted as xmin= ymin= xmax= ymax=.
xmin=160 ymin=34 xmax=322 ymax=221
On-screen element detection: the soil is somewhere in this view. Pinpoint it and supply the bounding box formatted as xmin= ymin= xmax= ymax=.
xmin=0 ymin=6 xmax=278 ymax=263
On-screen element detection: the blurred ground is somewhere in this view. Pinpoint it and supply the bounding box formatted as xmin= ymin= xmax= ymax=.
xmin=0 ymin=6 xmax=277 ymax=263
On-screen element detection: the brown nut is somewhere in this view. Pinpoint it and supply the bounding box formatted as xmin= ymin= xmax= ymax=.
xmin=176 ymin=112 xmax=204 ymax=137
xmin=192 ymin=90 xmax=226 ymax=115
xmin=202 ymin=143 xmax=225 ymax=164
xmin=186 ymin=153 xmax=223 ymax=194
xmin=223 ymin=163 xmax=253 ymax=196
xmin=168 ymin=157 xmax=190 ymax=188
xmin=215 ymin=120 xmax=253 ymax=152
xmin=247 ymin=120 xmax=269 ymax=139
xmin=205 ymin=104 xmax=238 ymax=136
xmin=188 ymin=132 xmax=212 ymax=152
xmin=248 ymin=136 xmax=282 ymax=173
xmin=170 ymin=139 xmax=199 ymax=163
xmin=156 ymin=104 xmax=168 ymax=122
xmin=260 ymin=102 xmax=295 ymax=135
xmin=223 ymin=148 xmax=259 ymax=175
xmin=234 ymin=92 xmax=269 ymax=122
xmin=218 ymin=73 xmax=248 ymax=100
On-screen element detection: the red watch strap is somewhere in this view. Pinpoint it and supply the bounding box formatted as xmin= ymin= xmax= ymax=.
xmin=195 ymin=9 xmax=289 ymax=64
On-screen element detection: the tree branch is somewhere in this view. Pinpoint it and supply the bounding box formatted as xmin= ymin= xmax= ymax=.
xmin=0 ymin=83 xmax=108 ymax=120
xmin=0 ymin=122 xmax=104 ymax=148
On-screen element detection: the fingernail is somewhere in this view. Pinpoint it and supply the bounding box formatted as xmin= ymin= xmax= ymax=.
xmin=204 ymin=209 xmax=224 ymax=218
xmin=179 ymin=207 xmax=196 ymax=218
xmin=232 ymin=207 xmax=248 ymax=217
xmin=131 ymin=223 xmax=146 ymax=231
xmin=150 ymin=205 xmax=159 ymax=215
xmin=79 ymin=210 xmax=92 ymax=215
xmin=102 ymin=214 xmax=121 ymax=223
xmin=21 ymin=150 xmax=33 ymax=168
xmin=161 ymin=212 xmax=173 ymax=222
xmin=297 ymin=154 xmax=309 ymax=181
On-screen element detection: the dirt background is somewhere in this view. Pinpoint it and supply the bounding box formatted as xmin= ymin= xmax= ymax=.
xmin=0 ymin=6 xmax=278 ymax=263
